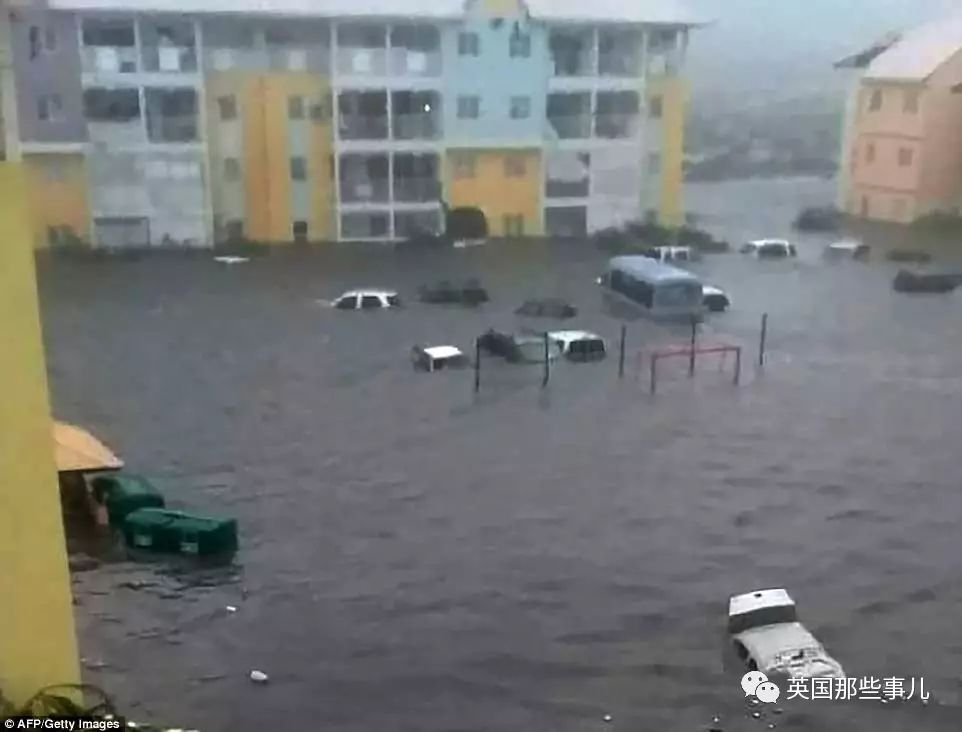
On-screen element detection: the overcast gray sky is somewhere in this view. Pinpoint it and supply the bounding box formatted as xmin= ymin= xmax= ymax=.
xmin=686 ymin=0 xmax=959 ymax=104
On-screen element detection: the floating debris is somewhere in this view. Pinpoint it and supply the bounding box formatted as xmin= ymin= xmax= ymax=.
xmin=214 ymin=256 xmax=249 ymax=265
xmin=602 ymin=714 xmax=612 ymax=723
xmin=751 ymin=711 xmax=761 ymax=719
xmin=225 ymin=605 xmax=237 ymax=613
xmin=249 ymin=670 xmax=269 ymax=684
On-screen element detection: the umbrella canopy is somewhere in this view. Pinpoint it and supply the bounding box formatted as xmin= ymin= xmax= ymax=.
xmin=53 ymin=421 xmax=123 ymax=473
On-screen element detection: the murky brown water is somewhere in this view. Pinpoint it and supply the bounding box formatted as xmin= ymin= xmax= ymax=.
xmin=40 ymin=178 xmax=962 ymax=731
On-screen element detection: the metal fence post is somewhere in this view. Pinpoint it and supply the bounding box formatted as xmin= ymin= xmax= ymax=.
xmin=759 ymin=313 xmax=768 ymax=367
xmin=474 ymin=338 xmax=481 ymax=393
xmin=542 ymin=332 xmax=550 ymax=387
xmin=650 ymin=354 xmax=657 ymax=394
xmin=734 ymin=346 xmax=742 ymax=385
xmin=689 ymin=316 xmax=697 ymax=377
xmin=618 ymin=324 xmax=626 ymax=378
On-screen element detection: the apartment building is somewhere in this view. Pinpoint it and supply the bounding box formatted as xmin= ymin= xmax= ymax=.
xmin=5 ymin=0 xmax=701 ymax=247
xmin=837 ymin=18 xmax=962 ymax=223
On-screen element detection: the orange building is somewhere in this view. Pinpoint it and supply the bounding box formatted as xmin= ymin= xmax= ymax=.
xmin=837 ymin=19 xmax=962 ymax=223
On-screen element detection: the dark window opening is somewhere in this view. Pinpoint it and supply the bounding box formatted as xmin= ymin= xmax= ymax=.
xmin=360 ymin=295 xmax=382 ymax=309
xmin=292 ymin=220 xmax=308 ymax=242
xmin=288 ymin=95 xmax=305 ymax=119
xmin=290 ymin=157 xmax=307 ymax=181
xmin=218 ymin=95 xmax=237 ymax=120
xmin=458 ymin=32 xmax=480 ymax=56
xmin=84 ymin=87 xmax=141 ymax=122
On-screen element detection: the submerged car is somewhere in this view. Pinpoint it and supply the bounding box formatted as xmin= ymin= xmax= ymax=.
xmin=411 ymin=345 xmax=470 ymax=372
xmin=702 ymin=285 xmax=730 ymax=312
xmin=641 ymin=246 xmax=699 ymax=263
xmin=332 ymin=289 xmax=401 ymax=310
xmin=515 ymin=298 xmax=578 ymax=318
xmin=477 ymin=329 xmax=561 ymax=364
xmin=418 ymin=279 xmax=489 ymax=306
xmin=728 ymin=588 xmax=845 ymax=680
xmin=548 ymin=330 xmax=606 ymax=361
xmin=824 ymin=240 xmax=870 ymax=259
xmin=740 ymin=239 xmax=797 ymax=258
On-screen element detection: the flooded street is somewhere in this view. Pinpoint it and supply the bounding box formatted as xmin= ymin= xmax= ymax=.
xmin=39 ymin=177 xmax=962 ymax=731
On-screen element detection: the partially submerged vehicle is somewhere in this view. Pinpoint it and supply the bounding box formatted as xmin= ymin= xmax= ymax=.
xmin=600 ymin=256 xmax=704 ymax=321
xmin=332 ymin=289 xmax=401 ymax=310
xmin=548 ymin=331 xmax=606 ymax=361
xmin=794 ymin=207 xmax=842 ymax=232
xmin=887 ymin=250 xmax=932 ymax=264
xmin=824 ymin=240 xmax=870 ymax=259
xmin=640 ymin=245 xmax=699 ymax=263
xmin=515 ymin=298 xmax=578 ymax=319
xmin=740 ymin=239 xmax=797 ymax=258
xmin=702 ymin=285 xmax=731 ymax=312
xmin=728 ymin=588 xmax=845 ymax=680
xmin=893 ymin=270 xmax=962 ymax=293
xmin=411 ymin=345 xmax=470 ymax=371
xmin=478 ymin=329 xmax=561 ymax=364
xmin=418 ymin=279 xmax=489 ymax=305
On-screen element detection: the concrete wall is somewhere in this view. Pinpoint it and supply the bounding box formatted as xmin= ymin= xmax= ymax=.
xmin=11 ymin=10 xmax=86 ymax=143
xmin=442 ymin=1 xmax=548 ymax=147
xmin=446 ymin=148 xmax=542 ymax=235
xmin=0 ymin=162 xmax=81 ymax=704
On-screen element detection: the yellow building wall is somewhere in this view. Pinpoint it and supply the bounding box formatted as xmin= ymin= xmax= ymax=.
xmin=208 ymin=72 xmax=334 ymax=243
xmin=24 ymin=153 xmax=90 ymax=249
xmin=650 ymin=77 xmax=688 ymax=227
xmin=446 ymin=149 xmax=543 ymax=236
xmin=0 ymin=163 xmax=80 ymax=704
xmin=481 ymin=0 xmax=523 ymax=16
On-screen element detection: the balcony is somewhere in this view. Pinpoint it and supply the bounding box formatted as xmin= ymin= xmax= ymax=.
xmin=395 ymin=209 xmax=441 ymax=238
xmin=547 ymin=115 xmax=592 ymax=139
xmin=550 ymin=30 xmax=594 ymax=77
xmin=337 ymin=23 xmax=388 ymax=76
xmin=647 ymin=28 xmax=684 ymax=76
xmin=338 ymin=90 xmax=388 ymax=140
xmin=389 ymin=24 xmax=441 ymax=77
xmin=341 ymin=211 xmax=390 ymax=239
xmin=265 ymin=20 xmax=330 ymax=72
xmin=595 ymin=113 xmax=640 ymax=139
xmin=339 ymin=153 xmax=389 ymax=203
xmin=546 ymin=152 xmax=590 ymax=198
xmin=391 ymin=91 xmax=442 ymax=140
xmin=81 ymin=18 xmax=137 ymax=74
xmin=599 ymin=30 xmax=640 ymax=77
xmin=140 ymin=18 xmax=197 ymax=73
xmin=393 ymin=152 xmax=439 ymax=203
xmin=145 ymin=88 xmax=199 ymax=143
xmin=393 ymin=177 xmax=440 ymax=203
xmin=84 ymin=87 xmax=144 ymax=144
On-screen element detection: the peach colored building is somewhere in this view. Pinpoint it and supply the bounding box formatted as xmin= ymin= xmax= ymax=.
xmin=837 ymin=19 xmax=962 ymax=223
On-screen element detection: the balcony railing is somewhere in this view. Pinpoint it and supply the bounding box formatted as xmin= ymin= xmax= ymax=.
xmin=547 ymin=115 xmax=592 ymax=140
xmin=392 ymin=114 xmax=440 ymax=140
xmin=599 ymin=54 xmax=639 ymax=77
xmin=388 ymin=48 xmax=441 ymax=76
xmin=82 ymin=46 xmax=138 ymax=74
xmin=336 ymin=48 xmax=388 ymax=76
xmin=339 ymin=116 xmax=389 ymax=140
xmin=147 ymin=115 xmax=198 ymax=143
xmin=267 ymin=46 xmax=330 ymax=72
xmin=595 ymin=113 xmax=640 ymax=139
xmin=551 ymin=54 xmax=595 ymax=77
xmin=142 ymin=45 xmax=198 ymax=73
xmin=340 ymin=179 xmax=390 ymax=203
xmin=393 ymin=177 xmax=440 ymax=203
xmin=87 ymin=119 xmax=145 ymax=146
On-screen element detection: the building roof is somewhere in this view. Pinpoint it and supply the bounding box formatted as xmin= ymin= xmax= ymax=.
xmin=53 ymin=421 xmax=123 ymax=473
xmin=862 ymin=17 xmax=962 ymax=82
xmin=48 ymin=0 xmax=705 ymax=24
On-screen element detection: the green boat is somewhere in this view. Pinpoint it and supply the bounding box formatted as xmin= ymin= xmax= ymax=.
xmin=122 ymin=508 xmax=238 ymax=557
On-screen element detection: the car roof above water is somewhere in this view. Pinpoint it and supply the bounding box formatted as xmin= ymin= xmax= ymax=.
xmin=729 ymin=588 xmax=795 ymax=617
xmin=607 ymin=256 xmax=701 ymax=284
xmin=340 ymin=289 xmax=398 ymax=298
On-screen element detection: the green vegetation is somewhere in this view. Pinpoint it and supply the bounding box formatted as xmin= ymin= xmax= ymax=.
xmin=594 ymin=220 xmax=730 ymax=254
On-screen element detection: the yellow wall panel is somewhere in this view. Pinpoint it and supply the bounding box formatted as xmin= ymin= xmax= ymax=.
xmin=650 ymin=77 xmax=688 ymax=227
xmin=446 ymin=149 xmax=542 ymax=236
xmin=24 ymin=153 xmax=89 ymax=249
xmin=0 ymin=163 xmax=80 ymax=704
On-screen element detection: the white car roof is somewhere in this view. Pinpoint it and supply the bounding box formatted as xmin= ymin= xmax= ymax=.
xmin=423 ymin=346 xmax=463 ymax=359
xmin=828 ymin=240 xmax=864 ymax=250
xmin=702 ymin=285 xmax=726 ymax=296
xmin=749 ymin=239 xmax=791 ymax=247
xmin=729 ymin=588 xmax=795 ymax=617
xmin=548 ymin=330 xmax=603 ymax=344
xmin=339 ymin=289 xmax=397 ymax=298
xmin=656 ymin=246 xmax=692 ymax=253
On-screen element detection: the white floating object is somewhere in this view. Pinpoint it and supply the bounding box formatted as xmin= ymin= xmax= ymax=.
xmin=603 ymin=714 xmax=612 ymax=723
xmin=225 ymin=605 xmax=237 ymax=613
xmin=214 ymin=256 xmax=249 ymax=265
xmin=249 ymin=670 xmax=269 ymax=683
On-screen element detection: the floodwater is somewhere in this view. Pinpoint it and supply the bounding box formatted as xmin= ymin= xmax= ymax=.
xmin=39 ymin=177 xmax=962 ymax=731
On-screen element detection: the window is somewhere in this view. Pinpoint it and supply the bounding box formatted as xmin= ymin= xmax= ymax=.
xmin=453 ymin=153 xmax=476 ymax=179
xmin=457 ymin=95 xmax=480 ymax=119
xmin=290 ymin=157 xmax=307 ymax=181
xmin=37 ymin=94 xmax=63 ymax=122
xmin=335 ymin=295 xmax=357 ymax=310
xmin=223 ymin=157 xmax=240 ymax=181
xmin=360 ymin=295 xmax=382 ymax=309
xmin=310 ymin=101 xmax=328 ymax=122
xmin=217 ymin=95 xmax=237 ymax=121
xmin=28 ymin=26 xmax=40 ymax=60
xmin=288 ymin=95 xmax=305 ymax=119
xmin=292 ymin=220 xmax=308 ymax=242
xmin=898 ymin=147 xmax=914 ymax=167
xmin=458 ymin=32 xmax=480 ymax=56
xmin=509 ymin=32 xmax=531 ymax=58
xmin=648 ymin=95 xmax=663 ymax=119
xmin=226 ymin=219 xmax=244 ymax=240
xmin=866 ymin=142 xmax=876 ymax=164
xmin=504 ymin=154 xmax=526 ymax=177
xmin=43 ymin=26 xmax=57 ymax=53
xmin=509 ymin=96 xmax=530 ymax=119
xmin=83 ymin=87 xmax=140 ymax=121
xmin=145 ymin=87 xmax=198 ymax=142
xmin=904 ymin=89 xmax=920 ymax=114
xmin=503 ymin=214 xmax=524 ymax=236
xmin=869 ymin=89 xmax=883 ymax=111
xmin=82 ymin=18 xmax=135 ymax=47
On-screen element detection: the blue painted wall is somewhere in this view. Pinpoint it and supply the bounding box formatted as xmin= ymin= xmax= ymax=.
xmin=442 ymin=3 xmax=548 ymax=148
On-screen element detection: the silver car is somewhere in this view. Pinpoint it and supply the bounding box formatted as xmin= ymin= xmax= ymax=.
xmin=728 ymin=588 xmax=845 ymax=680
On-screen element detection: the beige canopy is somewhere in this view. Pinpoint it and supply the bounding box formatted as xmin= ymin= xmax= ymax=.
xmin=53 ymin=421 xmax=123 ymax=473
